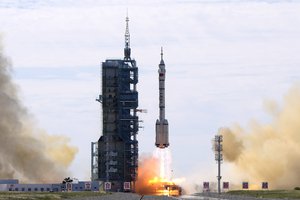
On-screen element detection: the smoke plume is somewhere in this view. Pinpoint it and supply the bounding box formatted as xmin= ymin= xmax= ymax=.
xmin=220 ymin=85 xmax=300 ymax=189
xmin=0 ymin=38 xmax=77 ymax=183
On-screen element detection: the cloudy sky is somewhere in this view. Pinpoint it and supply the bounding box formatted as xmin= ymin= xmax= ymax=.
xmin=1 ymin=0 xmax=300 ymax=183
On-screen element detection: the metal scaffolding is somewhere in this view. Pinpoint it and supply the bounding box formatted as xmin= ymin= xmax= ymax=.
xmin=91 ymin=15 xmax=139 ymax=192
xmin=95 ymin=58 xmax=139 ymax=192
xmin=91 ymin=142 xmax=98 ymax=181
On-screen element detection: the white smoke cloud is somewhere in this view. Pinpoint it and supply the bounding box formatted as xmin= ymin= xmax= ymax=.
xmin=221 ymin=85 xmax=300 ymax=189
xmin=0 ymin=38 xmax=78 ymax=183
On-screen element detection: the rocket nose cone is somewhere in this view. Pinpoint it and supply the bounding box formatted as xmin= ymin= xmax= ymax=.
xmin=160 ymin=60 xmax=165 ymax=65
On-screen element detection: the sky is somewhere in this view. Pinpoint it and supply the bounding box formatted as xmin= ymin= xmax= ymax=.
xmin=1 ymin=0 xmax=300 ymax=184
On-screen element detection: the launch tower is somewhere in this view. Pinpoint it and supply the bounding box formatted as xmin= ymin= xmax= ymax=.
xmin=91 ymin=16 xmax=139 ymax=192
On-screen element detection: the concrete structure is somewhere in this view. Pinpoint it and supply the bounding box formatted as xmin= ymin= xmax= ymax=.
xmin=0 ymin=179 xmax=99 ymax=192
xmin=155 ymin=48 xmax=169 ymax=149
xmin=91 ymin=15 xmax=139 ymax=192
xmin=0 ymin=179 xmax=18 ymax=184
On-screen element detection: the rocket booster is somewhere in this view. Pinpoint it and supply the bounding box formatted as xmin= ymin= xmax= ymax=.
xmin=155 ymin=48 xmax=169 ymax=149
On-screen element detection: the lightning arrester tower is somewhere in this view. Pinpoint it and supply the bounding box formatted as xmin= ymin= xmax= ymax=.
xmin=155 ymin=48 xmax=169 ymax=149
xmin=91 ymin=15 xmax=139 ymax=192
xmin=214 ymin=133 xmax=223 ymax=194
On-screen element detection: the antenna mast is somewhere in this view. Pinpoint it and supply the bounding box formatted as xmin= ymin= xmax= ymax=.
xmin=124 ymin=13 xmax=131 ymax=60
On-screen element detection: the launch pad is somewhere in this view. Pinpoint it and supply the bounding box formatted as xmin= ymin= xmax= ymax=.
xmin=148 ymin=177 xmax=182 ymax=197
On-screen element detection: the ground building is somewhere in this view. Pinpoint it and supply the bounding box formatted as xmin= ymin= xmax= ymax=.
xmin=0 ymin=179 xmax=99 ymax=192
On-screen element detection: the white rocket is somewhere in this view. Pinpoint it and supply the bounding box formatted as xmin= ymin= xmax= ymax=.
xmin=155 ymin=48 xmax=169 ymax=149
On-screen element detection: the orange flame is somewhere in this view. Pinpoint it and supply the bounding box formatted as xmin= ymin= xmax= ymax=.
xmin=135 ymin=154 xmax=181 ymax=196
xmin=135 ymin=155 xmax=159 ymax=195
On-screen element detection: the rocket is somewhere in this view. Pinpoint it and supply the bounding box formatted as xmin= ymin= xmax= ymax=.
xmin=155 ymin=48 xmax=169 ymax=149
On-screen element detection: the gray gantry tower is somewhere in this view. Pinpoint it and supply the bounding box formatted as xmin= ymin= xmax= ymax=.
xmin=91 ymin=15 xmax=139 ymax=192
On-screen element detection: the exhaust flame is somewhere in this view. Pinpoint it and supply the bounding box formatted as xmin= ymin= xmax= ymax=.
xmin=0 ymin=38 xmax=78 ymax=183
xmin=153 ymin=148 xmax=172 ymax=180
xmin=220 ymin=85 xmax=300 ymax=189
